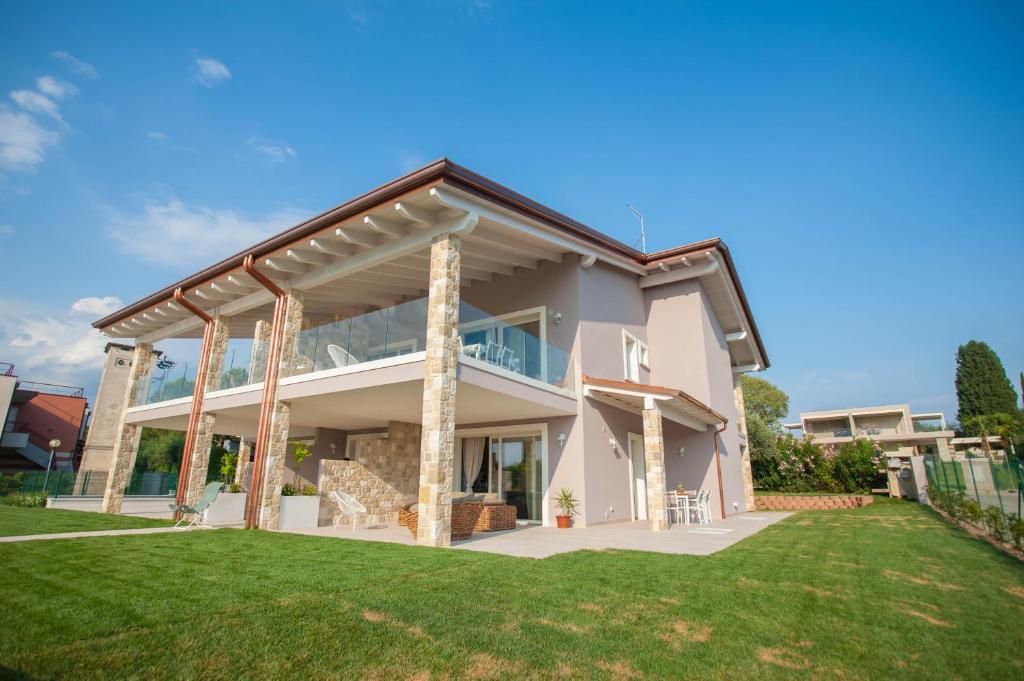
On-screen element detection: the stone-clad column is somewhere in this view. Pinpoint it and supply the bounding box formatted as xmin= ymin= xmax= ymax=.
xmin=235 ymin=436 xmax=251 ymax=488
xmin=258 ymin=401 xmax=291 ymax=529
xmin=417 ymin=234 xmax=461 ymax=547
xmin=250 ymin=320 xmax=272 ymax=383
xmin=101 ymin=343 xmax=156 ymax=514
xmin=257 ymin=291 xmax=304 ymax=529
xmin=184 ymin=315 xmax=230 ymax=506
xmin=733 ymin=375 xmax=756 ymax=512
xmin=642 ymin=402 xmax=669 ymax=532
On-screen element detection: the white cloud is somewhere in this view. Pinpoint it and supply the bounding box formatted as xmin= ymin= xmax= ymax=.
xmin=71 ymin=296 xmax=125 ymax=316
xmin=247 ymin=137 xmax=296 ymax=163
xmin=9 ymin=89 xmax=64 ymax=124
xmin=51 ymin=51 xmax=98 ymax=79
xmin=146 ymin=131 xmax=167 ymax=141
xmin=194 ymin=58 xmax=231 ymax=86
xmin=36 ymin=76 xmax=77 ymax=99
xmin=0 ymin=298 xmax=110 ymax=391
xmin=106 ymin=196 xmax=306 ymax=267
xmin=0 ymin=106 xmax=61 ymax=170
xmin=398 ymin=150 xmax=427 ymax=173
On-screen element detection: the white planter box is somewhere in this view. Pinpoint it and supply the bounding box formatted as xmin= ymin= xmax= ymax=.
xmin=279 ymin=495 xmax=320 ymax=530
xmin=203 ymin=492 xmax=247 ymax=526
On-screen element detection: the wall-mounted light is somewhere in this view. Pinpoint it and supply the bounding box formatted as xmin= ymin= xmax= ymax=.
xmin=609 ymin=438 xmax=618 ymax=450
xmin=549 ymin=309 xmax=563 ymax=326
xmin=678 ymin=446 xmax=686 ymax=458
xmin=557 ymin=432 xmax=567 ymax=447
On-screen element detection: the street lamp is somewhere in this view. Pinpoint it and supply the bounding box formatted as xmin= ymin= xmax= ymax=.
xmin=43 ymin=438 xmax=61 ymax=494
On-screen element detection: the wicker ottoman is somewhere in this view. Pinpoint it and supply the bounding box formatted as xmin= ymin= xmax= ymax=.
xmin=474 ymin=504 xmax=517 ymax=532
xmin=399 ymin=502 xmax=483 ymax=540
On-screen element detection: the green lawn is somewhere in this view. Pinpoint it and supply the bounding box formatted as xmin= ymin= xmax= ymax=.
xmin=1 ymin=501 xmax=1022 ymax=680
xmin=0 ymin=505 xmax=173 ymax=536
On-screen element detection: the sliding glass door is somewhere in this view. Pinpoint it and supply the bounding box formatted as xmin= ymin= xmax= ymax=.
xmin=460 ymin=433 xmax=543 ymax=522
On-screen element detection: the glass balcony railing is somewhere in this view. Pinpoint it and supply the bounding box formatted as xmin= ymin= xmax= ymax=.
xmin=136 ymin=355 xmax=199 ymax=406
xmin=136 ymin=297 xmax=575 ymax=407
xmin=218 ymin=338 xmax=269 ymax=390
xmin=292 ymin=298 xmax=574 ymax=391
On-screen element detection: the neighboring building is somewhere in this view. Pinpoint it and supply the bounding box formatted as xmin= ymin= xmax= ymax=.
xmin=784 ymin=405 xmax=956 ymax=457
xmin=0 ymin=362 xmax=89 ymax=473
xmin=90 ymin=159 xmax=769 ymax=545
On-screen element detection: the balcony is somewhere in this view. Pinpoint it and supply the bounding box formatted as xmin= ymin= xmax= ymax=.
xmin=134 ymin=298 xmax=574 ymax=410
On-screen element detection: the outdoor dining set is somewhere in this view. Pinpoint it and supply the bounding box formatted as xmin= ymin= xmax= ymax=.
xmin=665 ymin=489 xmax=713 ymax=526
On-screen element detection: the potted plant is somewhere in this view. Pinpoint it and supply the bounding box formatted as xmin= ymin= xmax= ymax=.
xmin=278 ymin=442 xmax=320 ymax=530
xmin=555 ymin=487 xmax=579 ymax=528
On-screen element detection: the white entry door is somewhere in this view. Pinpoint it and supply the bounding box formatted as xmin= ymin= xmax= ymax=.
xmin=628 ymin=433 xmax=647 ymax=521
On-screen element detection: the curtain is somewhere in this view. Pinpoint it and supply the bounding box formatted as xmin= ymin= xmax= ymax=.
xmin=462 ymin=437 xmax=487 ymax=492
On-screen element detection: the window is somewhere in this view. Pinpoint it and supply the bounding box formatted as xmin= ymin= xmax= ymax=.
xmin=622 ymin=330 xmax=648 ymax=381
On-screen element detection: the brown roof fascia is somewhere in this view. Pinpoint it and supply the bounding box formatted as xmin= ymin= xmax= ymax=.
xmin=581 ymin=374 xmax=728 ymax=424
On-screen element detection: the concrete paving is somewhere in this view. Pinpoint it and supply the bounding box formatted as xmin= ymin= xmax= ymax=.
xmin=282 ymin=511 xmax=791 ymax=559
xmin=0 ymin=526 xmax=210 ymax=543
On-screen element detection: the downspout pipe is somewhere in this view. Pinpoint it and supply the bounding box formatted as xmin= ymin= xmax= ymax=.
xmin=172 ymin=288 xmax=214 ymax=514
xmin=713 ymin=422 xmax=728 ymax=519
xmin=241 ymin=254 xmax=288 ymax=529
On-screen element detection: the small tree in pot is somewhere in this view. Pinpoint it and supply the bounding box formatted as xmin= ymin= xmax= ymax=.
xmin=555 ymin=487 xmax=579 ymax=528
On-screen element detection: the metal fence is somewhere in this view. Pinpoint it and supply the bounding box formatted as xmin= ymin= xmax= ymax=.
xmin=15 ymin=470 xmax=178 ymax=497
xmin=924 ymin=454 xmax=1024 ymax=517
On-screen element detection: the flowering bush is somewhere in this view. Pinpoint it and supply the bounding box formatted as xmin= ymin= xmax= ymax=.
xmin=752 ymin=433 xmax=883 ymax=494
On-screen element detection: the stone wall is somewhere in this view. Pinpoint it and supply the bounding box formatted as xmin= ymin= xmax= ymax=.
xmin=320 ymin=421 xmax=421 ymax=526
xmin=754 ymin=494 xmax=874 ymax=511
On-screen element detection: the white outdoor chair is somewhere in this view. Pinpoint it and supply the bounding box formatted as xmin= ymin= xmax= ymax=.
xmin=665 ymin=491 xmax=685 ymax=525
xmin=327 ymin=344 xmax=358 ymax=368
xmin=695 ymin=489 xmax=712 ymax=525
xmin=331 ymin=490 xmax=367 ymax=532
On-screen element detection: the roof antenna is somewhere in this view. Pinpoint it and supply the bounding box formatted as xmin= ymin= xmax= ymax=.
xmin=627 ymin=204 xmax=646 ymax=255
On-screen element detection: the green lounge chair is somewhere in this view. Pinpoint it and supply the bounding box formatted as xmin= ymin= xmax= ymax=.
xmin=169 ymin=482 xmax=223 ymax=528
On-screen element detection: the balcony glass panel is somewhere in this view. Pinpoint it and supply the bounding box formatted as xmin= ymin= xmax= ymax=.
xmin=292 ymin=298 xmax=429 ymax=376
xmin=137 ymin=346 xmax=201 ymax=406
xmin=218 ymin=338 xmax=269 ymax=390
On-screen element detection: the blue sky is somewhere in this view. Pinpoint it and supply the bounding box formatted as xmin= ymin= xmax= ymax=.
xmin=1 ymin=1 xmax=1021 ymax=422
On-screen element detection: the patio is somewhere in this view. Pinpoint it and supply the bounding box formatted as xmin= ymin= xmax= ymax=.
xmin=280 ymin=511 xmax=791 ymax=558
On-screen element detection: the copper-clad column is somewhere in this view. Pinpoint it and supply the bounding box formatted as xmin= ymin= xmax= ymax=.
xmin=183 ymin=315 xmax=230 ymax=506
xmin=172 ymin=289 xmax=215 ymax=512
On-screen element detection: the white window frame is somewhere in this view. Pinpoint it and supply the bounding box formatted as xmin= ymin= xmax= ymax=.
xmin=460 ymin=305 xmax=547 ymax=380
xmin=622 ymin=329 xmax=648 ymax=381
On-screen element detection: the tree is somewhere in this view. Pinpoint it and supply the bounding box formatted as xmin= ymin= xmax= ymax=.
xmin=741 ymin=375 xmax=790 ymax=426
xmin=955 ymin=341 xmax=1018 ymax=429
xmin=136 ymin=428 xmax=185 ymax=473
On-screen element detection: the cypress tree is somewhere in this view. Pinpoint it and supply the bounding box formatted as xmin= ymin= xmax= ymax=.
xmin=954 ymin=340 xmax=1019 ymax=425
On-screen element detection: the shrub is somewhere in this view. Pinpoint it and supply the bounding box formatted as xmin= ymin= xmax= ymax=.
xmin=982 ymin=506 xmax=1011 ymax=543
xmin=829 ymin=440 xmax=884 ymax=493
xmin=281 ymin=484 xmax=298 ymax=497
xmin=0 ymin=472 xmax=25 ymax=497
xmin=0 ymin=492 xmax=47 ymax=508
xmin=301 ymin=485 xmax=318 ymax=497
xmin=1009 ymin=516 xmax=1024 ymax=550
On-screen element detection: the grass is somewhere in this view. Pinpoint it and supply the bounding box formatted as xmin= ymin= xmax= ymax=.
xmin=1 ymin=501 xmax=1022 ymax=680
xmin=0 ymin=506 xmax=173 ymax=536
